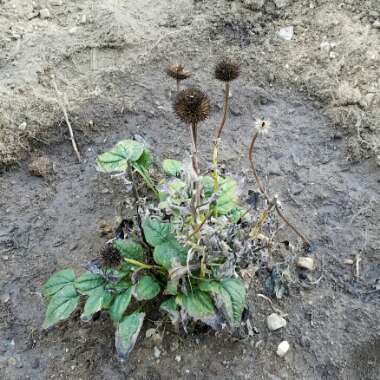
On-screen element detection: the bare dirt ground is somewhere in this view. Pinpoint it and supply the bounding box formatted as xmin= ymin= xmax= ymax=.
xmin=0 ymin=0 xmax=379 ymax=379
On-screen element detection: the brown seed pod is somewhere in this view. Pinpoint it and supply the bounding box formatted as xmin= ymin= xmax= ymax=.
xmin=166 ymin=64 xmax=191 ymax=81
xmin=174 ymin=87 xmax=209 ymax=124
xmin=214 ymin=59 xmax=240 ymax=82
xmin=101 ymin=244 xmax=122 ymax=268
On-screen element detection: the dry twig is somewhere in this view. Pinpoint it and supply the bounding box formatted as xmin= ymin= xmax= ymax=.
xmin=51 ymin=76 xmax=81 ymax=162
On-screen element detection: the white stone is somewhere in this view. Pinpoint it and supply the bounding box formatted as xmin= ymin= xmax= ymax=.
xmin=242 ymin=0 xmax=265 ymax=10
xmin=39 ymin=8 xmax=51 ymax=19
xmin=297 ymin=257 xmax=315 ymax=271
xmin=153 ymin=346 xmax=161 ymax=359
xmin=277 ymin=26 xmax=293 ymax=41
xmin=274 ymin=0 xmax=290 ymax=8
xmin=267 ymin=313 xmax=287 ymax=331
xmin=276 ymin=341 xmax=290 ymax=357
xmin=175 ymin=355 xmax=181 ymax=362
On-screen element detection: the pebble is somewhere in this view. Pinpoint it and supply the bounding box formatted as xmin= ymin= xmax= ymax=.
xmin=274 ymin=0 xmax=290 ymax=8
xmin=373 ymin=20 xmax=380 ymax=29
xmin=242 ymin=0 xmax=265 ymax=10
xmin=80 ymin=15 xmax=87 ymax=25
xmin=277 ymin=26 xmax=294 ymax=41
xmin=267 ymin=313 xmax=287 ymax=331
xmin=39 ymin=8 xmax=51 ymax=19
xmin=153 ymin=346 xmax=161 ymax=359
xmin=175 ymin=355 xmax=181 ymax=363
xmin=296 ymin=257 xmax=315 ymax=271
xmin=50 ymin=0 xmax=63 ymax=5
xmin=276 ymin=341 xmax=290 ymax=357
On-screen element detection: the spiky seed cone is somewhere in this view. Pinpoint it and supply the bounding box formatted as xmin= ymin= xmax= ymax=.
xmin=174 ymin=87 xmax=209 ymax=125
xmin=166 ymin=64 xmax=191 ymax=81
xmin=101 ymin=244 xmax=122 ymax=268
xmin=175 ymin=88 xmax=209 ymax=124
xmin=215 ymin=59 xmax=240 ymax=82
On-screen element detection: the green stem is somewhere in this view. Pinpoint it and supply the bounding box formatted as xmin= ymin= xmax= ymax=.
xmin=124 ymin=258 xmax=162 ymax=271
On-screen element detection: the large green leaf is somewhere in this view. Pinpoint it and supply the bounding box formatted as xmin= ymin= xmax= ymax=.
xmin=113 ymin=240 xmax=144 ymax=261
xmin=42 ymin=269 xmax=76 ymax=298
xmin=215 ymin=177 xmax=239 ymax=215
xmin=133 ymin=275 xmax=161 ymax=301
xmin=81 ymin=287 xmax=108 ymax=321
xmin=153 ymin=240 xmax=187 ymax=270
xmin=96 ymin=140 xmax=144 ymax=173
xmin=142 ymin=218 xmax=171 ymax=247
xmin=75 ymin=272 xmax=105 ymax=296
xmin=176 ymin=290 xmax=215 ymax=320
xmin=199 ymin=278 xmax=246 ymax=325
xmin=160 ymin=297 xmax=179 ymax=324
xmin=110 ymin=288 xmax=132 ymax=322
xmin=220 ymin=278 xmax=246 ymax=323
xmin=115 ymin=312 xmax=145 ymax=361
xmin=201 ymin=176 xmax=214 ymax=198
xmin=42 ymin=285 xmax=80 ymax=329
xmin=162 ymin=159 xmax=183 ymax=176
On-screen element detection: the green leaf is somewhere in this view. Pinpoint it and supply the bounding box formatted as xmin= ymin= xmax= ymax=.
xmin=113 ymin=240 xmax=144 ymax=261
xmin=81 ymin=287 xmax=107 ymax=321
xmin=230 ymin=206 xmax=245 ymax=223
xmin=220 ymin=278 xmax=246 ymax=323
xmin=160 ymin=297 xmax=179 ymax=324
xmin=168 ymin=179 xmax=186 ymax=194
xmin=135 ymin=149 xmax=152 ymax=170
xmin=42 ymin=285 xmax=80 ymax=329
xmin=199 ymin=278 xmax=246 ymax=325
xmin=110 ymin=288 xmax=133 ymax=322
xmin=106 ymin=280 xmax=132 ymax=293
xmin=96 ymin=140 xmax=144 ymax=173
xmin=176 ymin=290 xmax=215 ymax=320
xmin=115 ymin=312 xmax=145 ymax=361
xmin=42 ymin=269 xmax=76 ymax=298
xmin=215 ymin=177 xmax=239 ymax=215
xmin=163 ymin=159 xmax=183 ymax=176
xmin=75 ymin=272 xmax=105 ymax=296
xmin=153 ymin=240 xmax=187 ymax=269
xmin=133 ymin=275 xmax=161 ymax=301
xmin=164 ymin=280 xmax=178 ymax=295
xmin=201 ymin=176 xmax=214 ymax=198
xmin=142 ymin=218 xmax=171 ymax=246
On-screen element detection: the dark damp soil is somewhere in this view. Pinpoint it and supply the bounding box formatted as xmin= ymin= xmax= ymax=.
xmin=1 ymin=0 xmax=380 ymax=379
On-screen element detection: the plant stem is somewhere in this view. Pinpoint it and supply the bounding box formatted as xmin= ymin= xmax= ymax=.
xmin=176 ymin=79 xmax=180 ymax=92
xmin=248 ymin=131 xmax=267 ymax=198
xmin=215 ymin=82 xmax=230 ymax=140
xmin=189 ymin=123 xmax=201 ymax=225
xmin=124 ymin=258 xmax=160 ymax=270
xmin=213 ymin=82 xmax=230 ymax=192
xmin=248 ymin=130 xmax=310 ymax=245
xmin=51 ymin=76 xmax=81 ymax=162
xmin=274 ymin=205 xmax=310 ymax=245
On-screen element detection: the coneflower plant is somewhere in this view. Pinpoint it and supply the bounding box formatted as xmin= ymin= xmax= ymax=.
xmin=41 ymin=61 xmax=311 ymax=363
xmin=174 ymin=87 xmax=209 ymax=226
xmin=166 ymin=63 xmax=191 ymax=91
xmin=213 ymin=58 xmax=240 ymax=192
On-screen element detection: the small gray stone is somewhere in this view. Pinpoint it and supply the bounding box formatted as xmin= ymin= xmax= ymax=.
xmin=276 ymin=341 xmax=290 ymax=357
xmin=277 ymin=26 xmax=294 ymax=41
xmin=242 ymin=0 xmax=265 ymax=11
xmin=267 ymin=313 xmax=287 ymax=331
xmin=273 ymin=0 xmax=290 ymax=8
xmin=39 ymin=8 xmax=51 ymax=19
xmin=373 ymin=20 xmax=380 ymax=29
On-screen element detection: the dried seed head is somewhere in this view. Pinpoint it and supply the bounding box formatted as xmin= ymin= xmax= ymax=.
xmin=255 ymin=118 xmax=270 ymax=135
xmin=101 ymin=244 xmax=122 ymax=268
xmin=215 ymin=59 xmax=240 ymax=82
xmin=166 ymin=64 xmax=191 ymax=81
xmin=174 ymin=87 xmax=209 ymax=124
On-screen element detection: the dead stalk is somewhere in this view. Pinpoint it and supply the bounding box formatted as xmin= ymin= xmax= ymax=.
xmin=51 ymin=76 xmax=81 ymax=162
xmin=248 ymin=129 xmax=310 ymax=245
xmin=213 ymin=82 xmax=230 ymax=191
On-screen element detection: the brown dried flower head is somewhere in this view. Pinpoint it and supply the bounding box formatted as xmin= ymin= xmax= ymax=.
xmin=166 ymin=64 xmax=191 ymax=81
xmin=101 ymin=244 xmax=122 ymax=268
xmin=214 ymin=59 xmax=240 ymax=82
xmin=174 ymin=87 xmax=209 ymax=125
